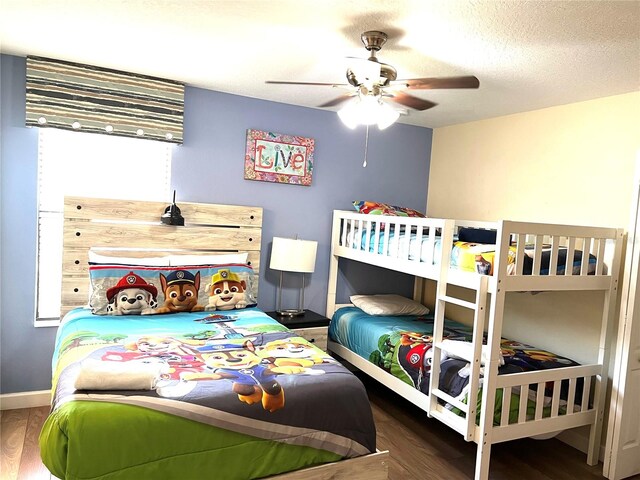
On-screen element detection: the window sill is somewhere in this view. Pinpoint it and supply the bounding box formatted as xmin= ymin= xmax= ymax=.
xmin=34 ymin=319 xmax=61 ymax=328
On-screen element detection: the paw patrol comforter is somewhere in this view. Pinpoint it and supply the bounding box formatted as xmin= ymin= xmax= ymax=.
xmin=40 ymin=308 xmax=376 ymax=480
xmin=329 ymin=307 xmax=582 ymax=424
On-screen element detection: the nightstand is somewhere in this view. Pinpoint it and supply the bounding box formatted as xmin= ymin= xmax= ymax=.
xmin=265 ymin=310 xmax=330 ymax=351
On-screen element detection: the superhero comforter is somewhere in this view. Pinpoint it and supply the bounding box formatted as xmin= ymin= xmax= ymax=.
xmin=40 ymin=308 xmax=376 ymax=480
xmin=329 ymin=307 xmax=582 ymax=424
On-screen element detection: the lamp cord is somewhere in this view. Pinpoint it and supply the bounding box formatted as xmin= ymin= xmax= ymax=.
xmin=363 ymin=125 xmax=369 ymax=168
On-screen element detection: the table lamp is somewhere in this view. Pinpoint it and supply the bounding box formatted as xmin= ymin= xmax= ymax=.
xmin=270 ymin=237 xmax=318 ymax=316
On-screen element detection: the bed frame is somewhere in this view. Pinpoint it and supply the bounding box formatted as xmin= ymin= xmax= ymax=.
xmin=326 ymin=210 xmax=624 ymax=480
xmin=60 ymin=196 xmax=388 ymax=480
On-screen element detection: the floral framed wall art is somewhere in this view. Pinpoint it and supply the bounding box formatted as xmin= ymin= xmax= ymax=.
xmin=244 ymin=129 xmax=314 ymax=186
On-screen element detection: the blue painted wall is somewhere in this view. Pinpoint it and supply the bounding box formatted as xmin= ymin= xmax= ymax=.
xmin=0 ymin=54 xmax=433 ymax=394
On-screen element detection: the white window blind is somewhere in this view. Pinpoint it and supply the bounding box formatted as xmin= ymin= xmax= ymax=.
xmin=37 ymin=128 xmax=172 ymax=321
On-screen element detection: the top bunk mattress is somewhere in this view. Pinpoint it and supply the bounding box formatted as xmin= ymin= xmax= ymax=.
xmin=345 ymin=227 xmax=599 ymax=276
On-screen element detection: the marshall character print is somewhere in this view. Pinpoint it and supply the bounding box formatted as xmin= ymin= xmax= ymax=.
xmin=106 ymin=272 xmax=158 ymax=315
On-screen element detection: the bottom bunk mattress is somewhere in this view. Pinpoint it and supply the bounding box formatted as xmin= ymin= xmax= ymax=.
xmin=40 ymin=307 xmax=376 ymax=480
xmin=329 ymin=307 xmax=582 ymax=424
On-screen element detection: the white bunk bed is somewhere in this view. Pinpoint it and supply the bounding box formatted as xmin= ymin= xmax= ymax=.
xmin=325 ymin=210 xmax=624 ymax=480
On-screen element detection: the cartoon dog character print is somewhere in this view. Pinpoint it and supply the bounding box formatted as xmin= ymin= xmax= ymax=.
xmin=255 ymin=338 xmax=331 ymax=371
xmin=102 ymin=336 xmax=205 ymax=381
xmin=205 ymin=269 xmax=248 ymax=311
xmin=182 ymin=340 xmax=312 ymax=412
xmin=499 ymin=339 xmax=575 ymax=369
xmin=106 ymin=272 xmax=158 ymax=315
xmin=146 ymin=270 xmax=205 ymax=314
xmin=396 ymin=331 xmax=434 ymax=391
xmin=475 ymin=255 xmax=493 ymax=275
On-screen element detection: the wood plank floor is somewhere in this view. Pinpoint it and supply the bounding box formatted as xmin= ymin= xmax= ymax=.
xmin=359 ymin=372 xmax=607 ymax=480
xmin=0 ymin=406 xmax=54 ymax=480
xmin=0 ymin=386 xmax=615 ymax=480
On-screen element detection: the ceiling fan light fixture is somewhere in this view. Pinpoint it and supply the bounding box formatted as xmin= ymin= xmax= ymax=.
xmin=337 ymin=95 xmax=399 ymax=130
xmin=337 ymin=100 xmax=360 ymax=129
xmin=376 ymin=101 xmax=400 ymax=130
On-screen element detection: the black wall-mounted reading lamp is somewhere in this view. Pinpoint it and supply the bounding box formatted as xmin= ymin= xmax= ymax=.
xmin=161 ymin=190 xmax=185 ymax=226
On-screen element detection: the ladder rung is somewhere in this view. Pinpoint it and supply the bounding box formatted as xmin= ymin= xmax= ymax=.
xmin=433 ymin=341 xmax=472 ymax=364
xmin=432 ymin=388 xmax=469 ymax=413
xmin=439 ymin=295 xmax=477 ymax=310
xmin=429 ymin=406 xmax=470 ymax=437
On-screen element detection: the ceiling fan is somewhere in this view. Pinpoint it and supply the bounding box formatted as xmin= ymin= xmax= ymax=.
xmin=266 ymin=30 xmax=480 ymax=114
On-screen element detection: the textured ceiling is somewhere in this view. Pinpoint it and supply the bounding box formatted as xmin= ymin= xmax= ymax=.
xmin=1 ymin=0 xmax=639 ymax=128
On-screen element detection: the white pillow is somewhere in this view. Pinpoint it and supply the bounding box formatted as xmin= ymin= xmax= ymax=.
xmin=88 ymin=251 xmax=169 ymax=266
xmin=349 ymin=294 xmax=430 ymax=316
xmin=168 ymin=253 xmax=248 ymax=266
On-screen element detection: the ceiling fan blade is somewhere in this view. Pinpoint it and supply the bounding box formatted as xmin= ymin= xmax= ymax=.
xmin=396 ymin=76 xmax=480 ymax=90
xmin=318 ymin=94 xmax=354 ymax=108
xmin=388 ymin=91 xmax=438 ymax=111
xmin=265 ymin=80 xmax=349 ymax=87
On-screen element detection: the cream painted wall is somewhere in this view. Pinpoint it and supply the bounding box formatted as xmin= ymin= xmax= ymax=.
xmin=427 ymin=92 xmax=640 ymax=365
xmin=429 ymin=92 xmax=639 ymax=228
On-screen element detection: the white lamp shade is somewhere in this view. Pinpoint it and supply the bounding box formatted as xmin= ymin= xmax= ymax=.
xmin=270 ymin=237 xmax=318 ymax=273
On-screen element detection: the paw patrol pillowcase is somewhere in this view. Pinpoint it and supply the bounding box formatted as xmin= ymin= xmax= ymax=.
xmin=89 ymin=264 xmax=257 ymax=316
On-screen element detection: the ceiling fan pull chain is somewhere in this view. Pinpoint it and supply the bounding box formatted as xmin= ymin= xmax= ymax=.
xmin=363 ymin=125 xmax=370 ymax=168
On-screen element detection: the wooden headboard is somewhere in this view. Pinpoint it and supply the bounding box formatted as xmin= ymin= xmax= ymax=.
xmin=61 ymin=196 xmax=263 ymax=317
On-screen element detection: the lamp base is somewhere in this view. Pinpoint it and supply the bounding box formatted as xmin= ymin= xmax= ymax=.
xmin=276 ymin=309 xmax=305 ymax=317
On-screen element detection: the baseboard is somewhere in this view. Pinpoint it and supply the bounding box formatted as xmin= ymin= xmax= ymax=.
xmin=558 ymin=427 xmax=606 ymax=463
xmin=0 ymin=390 xmax=51 ymax=410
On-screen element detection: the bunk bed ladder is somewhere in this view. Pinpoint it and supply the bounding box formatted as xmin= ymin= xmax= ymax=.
xmin=429 ymin=275 xmax=490 ymax=441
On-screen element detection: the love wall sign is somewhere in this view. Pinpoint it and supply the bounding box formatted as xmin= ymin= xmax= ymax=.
xmin=244 ymin=129 xmax=314 ymax=186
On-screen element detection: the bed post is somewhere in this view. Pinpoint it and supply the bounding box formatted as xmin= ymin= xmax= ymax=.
xmin=587 ymin=228 xmax=624 ymax=465
xmin=326 ymin=211 xmax=341 ymax=318
xmin=474 ymin=220 xmax=511 ymax=480
xmin=413 ymin=277 xmax=425 ymax=303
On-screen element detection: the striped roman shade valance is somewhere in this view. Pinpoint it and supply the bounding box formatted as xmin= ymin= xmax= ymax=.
xmin=26 ymin=56 xmax=184 ymax=144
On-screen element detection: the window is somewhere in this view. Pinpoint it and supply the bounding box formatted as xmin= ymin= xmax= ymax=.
xmin=36 ymin=129 xmax=172 ymax=322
